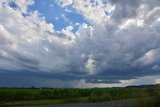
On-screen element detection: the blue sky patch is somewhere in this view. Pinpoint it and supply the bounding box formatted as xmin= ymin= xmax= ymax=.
xmin=8 ymin=1 xmax=19 ymax=10
xmin=28 ymin=0 xmax=90 ymax=31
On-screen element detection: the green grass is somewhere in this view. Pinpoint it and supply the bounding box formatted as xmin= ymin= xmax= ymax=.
xmin=0 ymin=85 xmax=160 ymax=106
xmin=128 ymin=96 xmax=160 ymax=107
xmin=127 ymin=86 xmax=160 ymax=107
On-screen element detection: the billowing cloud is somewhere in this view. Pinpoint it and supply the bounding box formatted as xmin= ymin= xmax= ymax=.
xmin=0 ymin=0 xmax=160 ymax=87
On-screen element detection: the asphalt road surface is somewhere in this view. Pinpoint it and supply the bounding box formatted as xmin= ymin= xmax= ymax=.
xmin=21 ymin=99 xmax=137 ymax=107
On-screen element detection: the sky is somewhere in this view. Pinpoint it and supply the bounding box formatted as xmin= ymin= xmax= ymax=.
xmin=0 ymin=0 xmax=160 ymax=88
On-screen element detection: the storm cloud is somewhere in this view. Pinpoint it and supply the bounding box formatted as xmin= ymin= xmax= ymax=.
xmin=0 ymin=0 xmax=160 ymax=87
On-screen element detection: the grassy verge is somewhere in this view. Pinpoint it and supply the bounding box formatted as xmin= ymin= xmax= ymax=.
xmin=127 ymin=97 xmax=160 ymax=107
xmin=128 ymin=88 xmax=160 ymax=107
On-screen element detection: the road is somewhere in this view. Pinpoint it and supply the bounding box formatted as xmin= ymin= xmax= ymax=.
xmin=21 ymin=99 xmax=137 ymax=107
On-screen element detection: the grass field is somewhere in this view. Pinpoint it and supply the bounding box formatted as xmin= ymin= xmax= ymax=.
xmin=0 ymin=85 xmax=160 ymax=106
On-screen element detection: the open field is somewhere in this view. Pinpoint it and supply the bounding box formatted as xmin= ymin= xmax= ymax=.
xmin=0 ymin=85 xmax=160 ymax=106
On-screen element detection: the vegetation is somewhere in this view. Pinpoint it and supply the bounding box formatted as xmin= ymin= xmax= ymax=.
xmin=0 ymin=84 xmax=160 ymax=106
xmin=128 ymin=97 xmax=160 ymax=107
xmin=128 ymin=85 xmax=160 ymax=107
